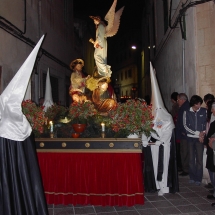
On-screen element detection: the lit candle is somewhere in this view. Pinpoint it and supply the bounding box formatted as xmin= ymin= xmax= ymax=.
xmin=101 ymin=122 xmax=105 ymax=132
xmin=49 ymin=121 xmax=54 ymax=133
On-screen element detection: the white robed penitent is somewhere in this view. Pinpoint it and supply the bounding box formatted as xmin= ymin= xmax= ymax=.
xmin=142 ymin=62 xmax=175 ymax=196
xmin=43 ymin=68 xmax=54 ymax=112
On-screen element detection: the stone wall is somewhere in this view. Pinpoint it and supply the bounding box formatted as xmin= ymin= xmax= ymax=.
xmin=153 ymin=1 xmax=197 ymax=110
xmin=151 ymin=1 xmax=215 ymax=110
xmin=0 ymin=0 xmax=75 ymax=106
xmin=196 ymin=2 xmax=215 ymax=100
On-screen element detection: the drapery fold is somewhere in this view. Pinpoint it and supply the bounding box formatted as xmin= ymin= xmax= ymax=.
xmin=37 ymin=152 xmax=144 ymax=206
xmin=0 ymin=134 xmax=48 ymax=215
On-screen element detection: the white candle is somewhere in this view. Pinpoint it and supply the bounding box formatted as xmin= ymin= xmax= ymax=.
xmin=49 ymin=121 xmax=54 ymax=132
xmin=101 ymin=123 xmax=105 ymax=132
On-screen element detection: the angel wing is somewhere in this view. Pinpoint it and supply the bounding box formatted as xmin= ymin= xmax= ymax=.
xmin=105 ymin=6 xmax=124 ymax=38
xmin=104 ymin=0 xmax=124 ymax=38
xmin=104 ymin=0 xmax=117 ymax=31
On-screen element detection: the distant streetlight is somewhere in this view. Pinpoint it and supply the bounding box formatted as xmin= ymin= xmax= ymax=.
xmin=131 ymin=45 xmax=136 ymax=49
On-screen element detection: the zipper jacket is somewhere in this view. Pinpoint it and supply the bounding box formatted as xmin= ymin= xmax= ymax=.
xmin=183 ymin=107 xmax=207 ymax=138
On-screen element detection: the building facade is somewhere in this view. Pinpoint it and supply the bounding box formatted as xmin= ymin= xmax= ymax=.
xmin=0 ymin=0 xmax=76 ymax=106
xmin=146 ymin=0 xmax=215 ymax=110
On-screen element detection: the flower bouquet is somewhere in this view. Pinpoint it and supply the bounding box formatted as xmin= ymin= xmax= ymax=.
xmin=22 ymin=100 xmax=46 ymax=136
xmin=68 ymin=101 xmax=98 ymax=124
xmin=108 ymin=99 xmax=154 ymax=137
xmin=45 ymin=103 xmax=68 ymax=122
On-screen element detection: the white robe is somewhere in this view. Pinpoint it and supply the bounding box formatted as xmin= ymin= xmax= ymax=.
xmin=94 ymin=22 xmax=112 ymax=77
xmin=150 ymin=128 xmax=172 ymax=193
xmin=142 ymin=108 xmax=174 ymax=194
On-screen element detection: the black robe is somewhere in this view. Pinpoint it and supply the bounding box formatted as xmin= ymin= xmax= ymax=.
xmin=206 ymin=121 xmax=215 ymax=172
xmin=143 ymin=130 xmax=179 ymax=193
xmin=0 ymin=133 xmax=48 ymax=215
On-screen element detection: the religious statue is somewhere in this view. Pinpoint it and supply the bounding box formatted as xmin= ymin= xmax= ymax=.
xmin=89 ymin=0 xmax=124 ymax=78
xmin=85 ymin=0 xmax=124 ymax=113
xmin=69 ymin=1 xmax=124 ymax=113
xmin=70 ymin=91 xmax=87 ymax=103
xmin=69 ymin=58 xmax=90 ymax=102
xmin=92 ymin=77 xmax=117 ymax=113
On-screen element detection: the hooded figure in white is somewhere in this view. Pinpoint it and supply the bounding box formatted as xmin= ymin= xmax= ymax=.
xmin=43 ymin=68 xmax=54 ymax=112
xmin=0 ymin=35 xmax=48 ymax=215
xmin=142 ymin=62 xmax=175 ymax=196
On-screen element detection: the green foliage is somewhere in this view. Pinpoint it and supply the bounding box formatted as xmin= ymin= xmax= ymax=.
xmin=45 ymin=104 xmax=68 ymax=122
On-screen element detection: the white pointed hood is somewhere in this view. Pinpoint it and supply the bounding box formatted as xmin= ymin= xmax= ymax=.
xmin=150 ymin=62 xmax=174 ymax=130
xmin=150 ymin=62 xmax=166 ymax=113
xmin=0 ymin=35 xmax=45 ymax=141
xmin=24 ymin=80 xmax=31 ymax=100
xmin=43 ymin=68 xmax=53 ymax=112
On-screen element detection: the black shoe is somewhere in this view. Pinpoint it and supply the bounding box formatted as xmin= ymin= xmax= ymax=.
xmin=179 ymin=171 xmax=188 ymax=176
xmin=207 ymin=195 xmax=215 ymax=199
xmin=209 ymin=189 xmax=214 ymax=194
xmin=205 ymin=183 xmax=214 ymax=189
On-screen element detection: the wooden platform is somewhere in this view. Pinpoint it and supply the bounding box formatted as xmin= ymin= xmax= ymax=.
xmin=35 ymin=138 xmax=142 ymax=153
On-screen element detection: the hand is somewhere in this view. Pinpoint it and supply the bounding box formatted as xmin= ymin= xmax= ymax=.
xmin=199 ymin=137 xmax=204 ymax=143
xmin=94 ymin=41 xmax=99 ymax=48
xmin=86 ymin=75 xmax=91 ymax=80
xmin=209 ymin=137 xmax=215 ymax=148
xmin=199 ymin=131 xmax=206 ymax=143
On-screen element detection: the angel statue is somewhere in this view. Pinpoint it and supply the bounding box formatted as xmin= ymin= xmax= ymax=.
xmin=89 ymin=0 xmax=124 ymax=78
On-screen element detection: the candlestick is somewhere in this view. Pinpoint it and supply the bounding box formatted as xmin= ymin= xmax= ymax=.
xmin=49 ymin=121 xmax=54 ymax=133
xmin=101 ymin=122 xmax=105 ymax=132
xmin=101 ymin=131 xmax=105 ymax=138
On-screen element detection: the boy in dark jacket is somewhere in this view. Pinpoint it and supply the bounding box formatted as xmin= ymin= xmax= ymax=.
xmin=183 ymin=95 xmax=207 ymax=185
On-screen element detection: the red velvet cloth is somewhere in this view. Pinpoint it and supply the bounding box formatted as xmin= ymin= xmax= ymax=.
xmin=37 ymin=152 xmax=144 ymax=206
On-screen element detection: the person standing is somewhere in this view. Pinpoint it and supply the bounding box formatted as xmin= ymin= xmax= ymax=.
xmin=203 ymin=93 xmax=215 ymax=189
xmin=176 ymin=93 xmax=190 ymax=176
xmin=183 ymin=95 xmax=207 ymax=185
xmin=170 ymin=92 xmax=179 ymax=123
xmin=0 ymin=36 xmax=48 ymax=215
xmin=142 ymin=62 xmax=178 ymax=196
xmin=204 ymin=102 xmax=215 ymax=200
xmin=204 ymin=93 xmax=214 ymax=108
xmin=170 ymin=92 xmax=181 ymax=171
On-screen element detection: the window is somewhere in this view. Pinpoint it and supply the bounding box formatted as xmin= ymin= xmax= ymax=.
xmin=64 ymin=0 xmax=68 ymax=23
xmin=128 ymin=69 xmax=132 ymax=78
xmin=125 ymin=70 xmax=127 ymax=79
xmin=163 ymin=0 xmax=168 ymax=33
xmin=121 ymin=71 xmax=123 ymax=81
xmin=117 ymin=74 xmax=119 ymax=81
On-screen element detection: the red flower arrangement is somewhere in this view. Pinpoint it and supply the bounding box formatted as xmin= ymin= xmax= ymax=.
xmin=68 ymin=101 xmax=97 ymax=124
xmin=22 ymin=100 xmax=46 ymax=134
xmin=108 ymin=99 xmax=154 ymax=137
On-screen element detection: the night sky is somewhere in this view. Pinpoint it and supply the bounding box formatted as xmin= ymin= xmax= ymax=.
xmin=73 ymin=0 xmax=145 ymax=33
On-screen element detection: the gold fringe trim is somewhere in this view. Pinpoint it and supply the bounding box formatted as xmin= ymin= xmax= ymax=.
xmin=45 ymin=191 xmax=143 ymax=197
